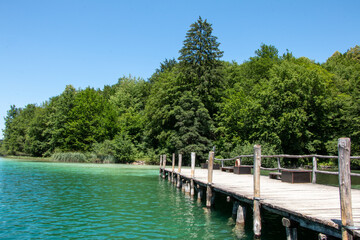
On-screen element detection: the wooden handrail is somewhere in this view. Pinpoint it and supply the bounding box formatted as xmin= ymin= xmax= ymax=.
xmin=215 ymin=154 xmax=360 ymax=161
xmin=215 ymin=153 xmax=360 ymax=179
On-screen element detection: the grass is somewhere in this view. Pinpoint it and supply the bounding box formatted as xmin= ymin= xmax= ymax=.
xmin=2 ymin=155 xmax=51 ymax=162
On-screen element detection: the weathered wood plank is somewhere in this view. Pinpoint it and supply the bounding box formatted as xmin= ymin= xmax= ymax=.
xmin=164 ymin=167 xmax=360 ymax=238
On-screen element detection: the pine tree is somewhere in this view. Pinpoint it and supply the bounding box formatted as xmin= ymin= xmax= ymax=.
xmin=178 ymin=16 xmax=224 ymax=116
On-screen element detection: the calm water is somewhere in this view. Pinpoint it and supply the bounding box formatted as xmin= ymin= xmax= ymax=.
xmin=0 ymin=158 xmax=318 ymax=239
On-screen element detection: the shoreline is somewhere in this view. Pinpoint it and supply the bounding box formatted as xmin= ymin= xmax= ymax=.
xmin=1 ymin=155 xmax=52 ymax=162
xmin=0 ymin=155 xmax=149 ymax=165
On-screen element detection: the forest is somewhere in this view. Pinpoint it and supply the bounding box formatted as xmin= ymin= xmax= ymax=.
xmin=1 ymin=17 xmax=360 ymax=168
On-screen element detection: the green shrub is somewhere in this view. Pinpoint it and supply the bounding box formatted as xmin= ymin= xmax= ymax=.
xmin=112 ymin=134 xmax=136 ymax=163
xmin=143 ymin=149 xmax=158 ymax=165
xmin=103 ymin=155 xmax=116 ymax=163
xmin=92 ymin=140 xmax=116 ymax=163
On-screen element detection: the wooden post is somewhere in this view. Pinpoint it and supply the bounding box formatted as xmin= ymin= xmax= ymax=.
xmin=318 ymin=233 xmax=327 ymax=240
xmin=338 ymin=138 xmax=353 ymax=240
xmin=282 ymin=218 xmax=298 ymax=240
xmin=176 ymin=153 xmax=182 ymax=188
xmin=190 ymin=152 xmax=196 ymax=196
xmin=182 ymin=179 xmax=186 ymax=192
xmin=162 ymin=154 xmax=167 ymax=179
xmin=167 ymin=155 xmax=171 ymax=182
xmin=277 ymin=157 xmax=281 ymax=172
xmin=171 ymin=153 xmax=175 ymax=183
xmin=197 ymin=184 xmax=203 ymax=202
xmin=232 ymin=201 xmax=239 ymax=219
xmin=312 ymin=157 xmax=317 ymax=184
xmin=185 ymin=181 xmax=190 ymax=194
xmin=235 ymin=158 xmax=240 ymax=166
xmin=206 ymin=151 xmax=214 ymax=208
xmin=159 ymin=155 xmax=163 ymax=176
xmin=253 ymin=145 xmax=261 ymax=238
xmin=173 ymin=173 xmax=177 ymax=185
xmin=236 ymin=204 xmax=246 ymax=226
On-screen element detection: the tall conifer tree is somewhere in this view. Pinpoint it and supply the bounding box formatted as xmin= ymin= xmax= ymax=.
xmin=178 ymin=16 xmax=224 ymax=116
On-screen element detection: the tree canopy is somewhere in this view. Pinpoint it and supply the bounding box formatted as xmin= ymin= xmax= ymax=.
xmin=2 ymin=18 xmax=359 ymax=168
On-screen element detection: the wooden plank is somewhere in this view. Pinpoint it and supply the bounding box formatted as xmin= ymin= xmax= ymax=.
xmin=165 ymin=166 xmax=360 ymax=238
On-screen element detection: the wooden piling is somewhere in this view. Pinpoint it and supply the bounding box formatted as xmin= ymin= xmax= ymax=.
xmin=171 ymin=153 xmax=175 ymax=183
xmin=197 ymin=184 xmax=203 ymax=202
xmin=206 ymin=184 xmax=212 ymax=208
xmin=318 ymin=233 xmax=327 ymax=240
xmin=312 ymin=156 xmax=317 ymax=184
xmin=253 ymin=144 xmax=261 ymax=237
xmin=162 ymin=155 xmax=167 ymax=179
xmin=173 ymin=173 xmax=177 ymax=185
xmin=190 ymin=152 xmax=196 ymax=196
xmin=177 ymin=153 xmax=182 ymax=188
xmin=185 ymin=181 xmax=190 ymax=194
xmin=159 ymin=155 xmax=163 ymax=176
xmin=338 ymin=138 xmax=353 ymax=240
xmin=168 ymin=162 xmax=171 ymax=182
xmin=211 ymin=191 xmax=216 ymax=205
xmin=232 ymin=201 xmax=239 ymax=219
xmin=282 ymin=218 xmax=298 ymax=240
xmin=236 ymin=204 xmax=246 ymax=226
xmin=206 ymin=151 xmax=214 ymax=208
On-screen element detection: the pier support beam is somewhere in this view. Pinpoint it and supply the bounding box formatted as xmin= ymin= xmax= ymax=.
xmin=190 ymin=152 xmax=196 ymax=196
xmin=185 ymin=181 xmax=190 ymax=194
xmin=197 ymin=184 xmax=203 ymax=202
xmin=236 ymin=204 xmax=246 ymax=226
xmin=162 ymin=155 xmax=166 ymax=179
xmin=206 ymin=151 xmax=214 ymax=208
xmin=171 ymin=153 xmax=175 ymax=183
xmin=176 ymin=153 xmax=182 ymax=188
xmin=232 ymin=201 xmax=239 ymax=219
xmin=253 ymin=145 xmax=261 ymax=238
xmin=338 ymin=138 xmax=354 ymax=240
xmin=232 ymin=201 xmax=246 ymax=226
xmin=282 ymin=218 xmax=298 ymax=240
xmin=318 ymin=233 xmax=327 ymax=240
xmin=159 ymin=155 xmax=163 ymax=176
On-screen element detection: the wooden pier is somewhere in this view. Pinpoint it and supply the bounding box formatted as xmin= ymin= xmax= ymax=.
xmin=159 ymin=138 xmax=360 ymax=239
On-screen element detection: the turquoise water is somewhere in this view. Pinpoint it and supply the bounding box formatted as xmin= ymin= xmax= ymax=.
xmin=0 ymin=158 xmax=317 ymax=239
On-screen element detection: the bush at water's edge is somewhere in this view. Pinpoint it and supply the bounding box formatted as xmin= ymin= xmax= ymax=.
xmin=50 ymin=151 xmax=157 ymax=164
xmin=51 ymin=152 xmax=115 ymax=163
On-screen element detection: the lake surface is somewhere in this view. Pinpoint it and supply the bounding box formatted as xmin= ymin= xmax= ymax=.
xmin=0 ymin=158 xmax=318 ymax=239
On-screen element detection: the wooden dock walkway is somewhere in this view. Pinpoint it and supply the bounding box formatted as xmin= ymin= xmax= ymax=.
xmin=163 ymin=167 xmax=360 ymax=239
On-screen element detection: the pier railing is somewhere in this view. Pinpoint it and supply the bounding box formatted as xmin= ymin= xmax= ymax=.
xmin=215 ymin=154 xmax=360 ymax=183
xmin=159 ymin=138 xmax=360 ymax=239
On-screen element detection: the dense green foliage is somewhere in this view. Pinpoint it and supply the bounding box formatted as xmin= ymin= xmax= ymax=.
xmin=2 ymin=17 xmax=359 ymax=167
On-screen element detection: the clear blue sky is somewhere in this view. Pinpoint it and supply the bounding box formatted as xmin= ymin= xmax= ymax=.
xmin=1 ymin=0 xmax=359 ymax=139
